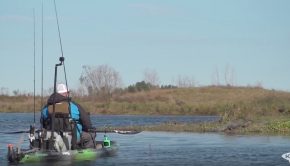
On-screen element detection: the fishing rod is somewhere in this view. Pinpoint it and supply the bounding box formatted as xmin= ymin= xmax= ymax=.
xmin=33 ymin=8 xmax=36 ymax=125
xmin=26 ymin=8 xmax=37 ymax=150
xmin=41 ymin=0 xmax=44 ymax=108
xmin=53 ymin=0 xmax=70 ymax=97
xmin=49 ymin=0 xmax=73 ymax=149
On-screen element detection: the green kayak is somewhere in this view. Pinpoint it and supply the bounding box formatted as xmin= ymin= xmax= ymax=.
xmin=8 ymin=141 xmax=118 ymax=164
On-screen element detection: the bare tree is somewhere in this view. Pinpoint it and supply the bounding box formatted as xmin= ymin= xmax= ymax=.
xmin=45 ymin=87 xmax=54 ymax=96
xmin=143 ymin=69 xmax=159 ymax=86
xmin=175 ymin=75 xmax=196 ymax=88
xmin=75 ymin=86 xmax=86 ymax=97
xmin=211 ymin=66 xmax=220 ymax=86
xmin=254 ymin=81 xmax=263 ymax=88
xmin=0 ymin=87 xmax=9 ymax=96
xmin=79 ymin=65 xmax=122 ymax=101
xmin=224 ymin=65 xmax=235 ymax=86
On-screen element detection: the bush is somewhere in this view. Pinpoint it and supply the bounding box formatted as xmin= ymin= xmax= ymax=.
xmin=160 ymin=85 xmax=178 ymax=89
xmin=127 ymin=81 xmax=153 ymax=93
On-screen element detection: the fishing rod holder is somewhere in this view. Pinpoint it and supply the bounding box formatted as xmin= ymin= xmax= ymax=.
xmin=59 ymin=56 xmax=64 ymax=63
xmin=57 ymin=57 xmax=64 ymax=66
xmin=50 ymin=56 xmax=65 ymax=149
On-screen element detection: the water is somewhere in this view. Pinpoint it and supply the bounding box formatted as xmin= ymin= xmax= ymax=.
xmin=1 ymin=113 xmax=290 ymax=165
xmin=0 ymin=113 xmax=219 ymax=132
xmin=91 ymin=114 xmax=219 ymax=127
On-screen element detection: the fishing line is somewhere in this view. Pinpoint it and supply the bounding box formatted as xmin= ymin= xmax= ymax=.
xmin=53 ymin=0 xmax=64 ymax=59
xmin=53 ymin=0 xmax=69 ymax=97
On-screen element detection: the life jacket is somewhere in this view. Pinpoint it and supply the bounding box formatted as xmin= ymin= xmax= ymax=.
xmin=42 ymin=102 xmax=83 ymax=142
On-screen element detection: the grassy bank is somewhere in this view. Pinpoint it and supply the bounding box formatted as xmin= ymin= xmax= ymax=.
xmin=2 ymin=86 xmax=290 ymax=134
xmin=103 ymin=116 xmax=290 ymax=136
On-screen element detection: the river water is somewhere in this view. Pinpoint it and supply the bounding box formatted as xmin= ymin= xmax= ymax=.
xmin=0 ymin=113 xmax=290 ymax=165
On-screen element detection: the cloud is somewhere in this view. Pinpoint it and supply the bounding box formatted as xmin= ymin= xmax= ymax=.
xmin=0 ymin=15 xmax=32 ymax=22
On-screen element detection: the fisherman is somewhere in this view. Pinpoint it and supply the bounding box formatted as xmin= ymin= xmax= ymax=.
xmin=40 ymin=83 xmax=95 ymax=151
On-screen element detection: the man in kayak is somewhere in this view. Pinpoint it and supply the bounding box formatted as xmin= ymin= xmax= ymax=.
xmin=40 ymin=83 xmax=95 ymax=151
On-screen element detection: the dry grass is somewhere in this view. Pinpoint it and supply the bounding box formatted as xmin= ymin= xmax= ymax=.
xmin=2 ymin=86 xmax=290 ymax=119
xmin=2 ymin=86 xmax=290 ymax=134
xmin=0 ymin=95 xmax=43 ymax=112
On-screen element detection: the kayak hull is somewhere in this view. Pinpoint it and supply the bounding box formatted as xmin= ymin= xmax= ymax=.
xmin=8 ymin=141 xmax=118 ymax=164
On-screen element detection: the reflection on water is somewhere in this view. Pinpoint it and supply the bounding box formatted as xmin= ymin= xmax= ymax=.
xmin=1 ymin=113 xmax=290 ymax=165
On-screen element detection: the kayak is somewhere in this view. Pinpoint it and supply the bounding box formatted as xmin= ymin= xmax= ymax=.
xmin=7 ymin=141 xmax=118 ymax=164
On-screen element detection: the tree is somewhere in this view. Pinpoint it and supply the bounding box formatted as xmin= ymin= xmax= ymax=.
xmin=143 ymin=69 xmax=159 ymax=86
xmin=79 ymin=65 xmax=122 ymax=101
xmin=127 ymin=81 xmax=152 ymax=93
xmin=135 ymin=81 xmax=151 ymax=91
xmin=160 ymin=85 xmax=177 ymax=89
xmin=71 ymin=86 xmax=86 ymax=97
xmin=0 ymin=87 xmax=9 ymax=96
xmin=224 ymin=65 xmax=235 ymax=86
xmin=12 ymin=89 xmax=20 ymax=96
xmin=175 ymin=75 xmax=196 ymax=88
xmin=127 ymin=85 xmax=136 ymax=93
xmin=211 ymin=66 xmax=220 ymax=86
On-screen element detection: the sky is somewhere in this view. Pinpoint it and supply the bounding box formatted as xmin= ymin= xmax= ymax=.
xmin=1 ymin=0 xmax=290 ymax=94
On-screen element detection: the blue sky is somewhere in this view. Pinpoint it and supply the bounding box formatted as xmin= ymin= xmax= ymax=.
xmin=1 ymin=0 xmax=290 ymax=94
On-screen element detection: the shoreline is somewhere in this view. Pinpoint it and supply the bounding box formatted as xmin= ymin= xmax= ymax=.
xmin=2 ymin=87 xmax=290 ymax=135
xmin=97 ymin=118 xmax=290 ymax=136
xmin=1 ymin=112 xmax=290 ymax=136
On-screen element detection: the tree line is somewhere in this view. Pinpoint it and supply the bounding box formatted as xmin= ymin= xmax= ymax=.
xmin=1 ymin=64 xmax=264 ymax=99
xmin=77 ymin=65 xmax=178 ymax=102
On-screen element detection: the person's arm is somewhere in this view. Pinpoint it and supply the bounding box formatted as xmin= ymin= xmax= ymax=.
xmin=72 ymin=101 xmax=92 ymax=131
xmin=40 ymin=106 xmax=49 ymax=128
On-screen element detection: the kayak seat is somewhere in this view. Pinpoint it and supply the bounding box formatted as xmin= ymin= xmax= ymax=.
xmin=48 ymin=103 xmax=72 ymax=132
xmin=47 ymin=103 xmax=73 ymax=150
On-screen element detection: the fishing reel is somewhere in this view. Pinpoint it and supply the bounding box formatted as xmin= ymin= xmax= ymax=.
xmin=29 ymin=125 xmax=36 ymax=146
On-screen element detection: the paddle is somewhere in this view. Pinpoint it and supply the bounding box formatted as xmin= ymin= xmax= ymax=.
xmin=1 ymin=129 xmax=141 ymax=135
xmin=0 ymin=130 xmax=30 ymax=134
xmin=92 ymin=129 xmax=141 ymax=135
